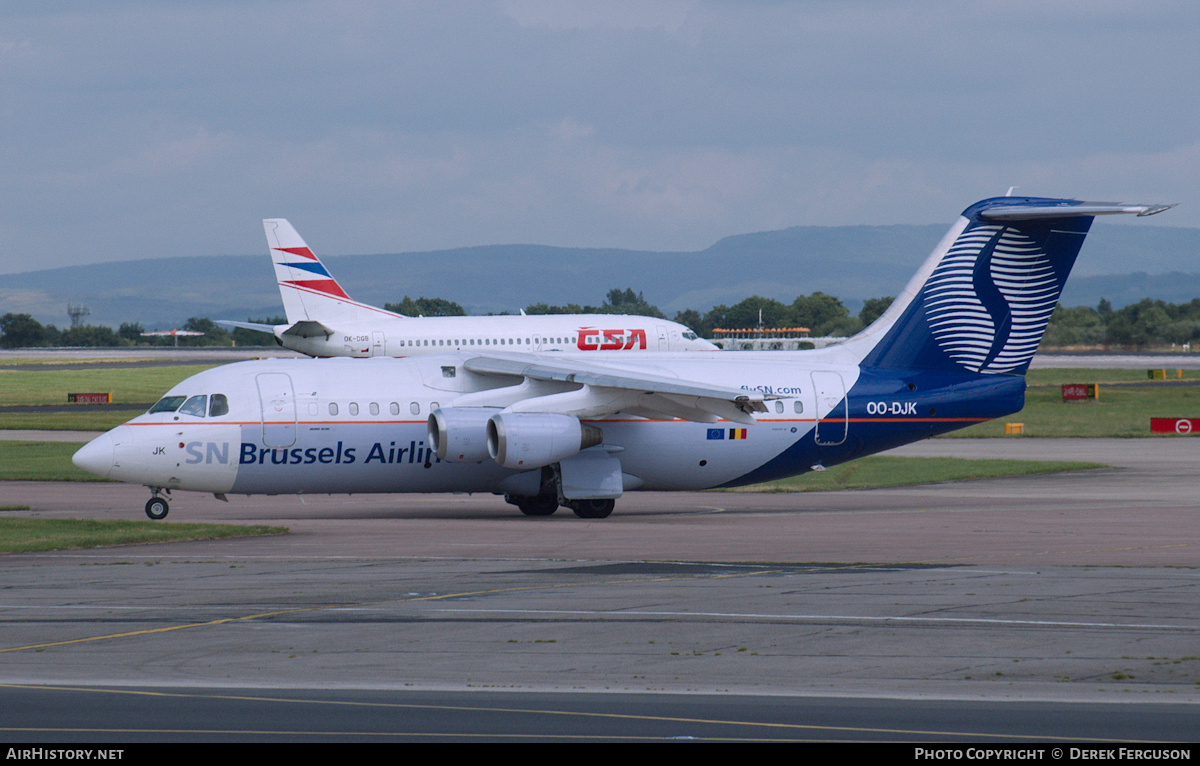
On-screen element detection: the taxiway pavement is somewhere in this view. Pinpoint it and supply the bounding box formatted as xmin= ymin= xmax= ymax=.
xmin=1 ymin=437 xmax=1197 ymax=710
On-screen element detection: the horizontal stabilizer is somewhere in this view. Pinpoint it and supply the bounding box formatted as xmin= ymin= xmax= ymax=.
xmin=215 ymin=320 xmax=277 ymax=334
xmin=980 ymin=202 xmax=1176 ymax=221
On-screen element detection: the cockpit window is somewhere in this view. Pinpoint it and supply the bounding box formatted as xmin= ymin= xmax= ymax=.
xmin=209 ymin=394 xmax=229 ymax=417
xmin=148 ymin=395 xmax=187 ymax=414
xmin=178 ymin=394 xmax=208 ymax=417
xmin=682 ymin=331 xmax=698 ymax=341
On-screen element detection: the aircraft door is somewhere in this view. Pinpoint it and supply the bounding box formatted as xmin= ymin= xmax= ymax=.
xmin=372 ymin=331 xmax=385 ymax=357
xmin=811 ymin=371 xmax=847 ymax=446
xmin=256 ymin=372 xmax=296 ymax=448
xmin=656 ymin=325 xmax=669 ymax=350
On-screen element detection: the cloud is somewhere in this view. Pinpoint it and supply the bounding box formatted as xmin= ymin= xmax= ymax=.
xmin=1 ymin=1 xmax=1198 ymax=275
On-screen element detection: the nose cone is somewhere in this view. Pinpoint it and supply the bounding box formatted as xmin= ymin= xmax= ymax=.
xmin=73 ymin=432 xmax=115 ymax=479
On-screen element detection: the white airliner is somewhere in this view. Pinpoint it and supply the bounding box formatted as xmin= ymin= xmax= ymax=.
xmin=219 ymin=219 xmax=716 ymax=357
xmin=76 ymin=196 xmax=1171 ymax=520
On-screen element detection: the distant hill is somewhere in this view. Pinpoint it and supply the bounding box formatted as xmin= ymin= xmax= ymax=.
xmin=2 ymin=222 xmax=1197 ymax=329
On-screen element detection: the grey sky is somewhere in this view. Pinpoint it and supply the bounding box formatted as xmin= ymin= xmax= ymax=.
xmin=3 ymin=1 xmax=1198 ymax=274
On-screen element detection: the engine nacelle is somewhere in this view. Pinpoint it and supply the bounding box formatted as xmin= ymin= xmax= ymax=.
xmin=428 ymin=407 xmax=499 ymax=463
xmin=487 ymin=412 xmax=603 ymax=470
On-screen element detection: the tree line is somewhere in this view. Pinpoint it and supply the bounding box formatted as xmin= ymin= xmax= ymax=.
xmin=4 ymin=291 xmax=1200 ymax=350
xmin=1041 ymin=298 xmax=1200 ymax=349
xmin=0 ymin=315 xmax=284 ymax=349
xmin=390 ymin=288 xmax=894 ymax=338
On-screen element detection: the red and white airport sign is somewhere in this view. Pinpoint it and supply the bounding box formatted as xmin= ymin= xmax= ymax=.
xmin=1150 ymin=418 xmax=1199 ymax=435
xmin=1062 ymin=383 xmax=1098 ymax=401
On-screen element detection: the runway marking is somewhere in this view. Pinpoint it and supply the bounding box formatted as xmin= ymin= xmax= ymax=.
xmin=429 ymin=607 xmax=1199 ymax=632
xmin=953 ymin=542 xmax=1200 ymax=562
xmin=0 ymin=683 xmax=1151 ymax=743
xmin=0 ymin=568 xmax=776 ymax=654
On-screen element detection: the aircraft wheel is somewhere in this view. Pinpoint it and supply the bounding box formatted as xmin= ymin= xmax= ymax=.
xmin=517 ymin=496 xmax=559 ymax=517
xmin=145 ymin=497 xmax=169 ymax=521
xmin=569 ymin=498 xmax=615 ymax=519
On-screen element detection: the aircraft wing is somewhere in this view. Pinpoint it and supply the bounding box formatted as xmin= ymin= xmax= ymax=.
xmin=457 ymin=353 xmax=772 ymax=425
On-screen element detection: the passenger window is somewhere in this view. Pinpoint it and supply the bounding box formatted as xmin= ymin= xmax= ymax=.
xmin=178 ymin=395 xmax=208 ymax=417
xmin=349 ymin=402 xmax=359 ymax=416
xmin=329 ymin=402 xmax=339 ymax=416
xmin=148 ymin=395 xmax=187 ymax=414
xmin=410 ymin=402 xmax=420 ymax=416
xmin=794 ymin=401 xmax=804 ymax=414
xmin=390 ymin=402 xmax=400 ymax=416
xmin=775 ymin=401 xmax=784 ymax=414
xmin=369 ymin=402 xmax=380 ymax=416
xmin=209 ymin=393 xmax=230 ymax=417
xmin=431 ymin=401 xmax=440 ymax=410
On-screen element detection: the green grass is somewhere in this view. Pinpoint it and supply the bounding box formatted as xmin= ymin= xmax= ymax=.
xmin=947 ymin=368 xmax=1200 ymax=438
xmin=0 ymin=441 xmax=102 ymax=481
xmin=0 ymin=411 xmax=138 ymax=432
xmin=0 ymin=364 xmax=217 ymax=407
xmin=0 ymin=363 xmax=220 ymax=431
xmin=0 ymin=357 xmax=135 ymax=367
xmin=732 ymin=456 xmax=1106 ymax=493
xmin=0 ymin=518 xmax=286 ymax=553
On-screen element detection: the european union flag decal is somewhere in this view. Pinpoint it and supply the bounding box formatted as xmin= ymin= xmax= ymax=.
xmin=706 ymin=428 xmax=724 ymax=440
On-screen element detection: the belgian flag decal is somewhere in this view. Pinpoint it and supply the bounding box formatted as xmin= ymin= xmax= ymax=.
xmin=729 ymin=428 xmax=747 ymax=440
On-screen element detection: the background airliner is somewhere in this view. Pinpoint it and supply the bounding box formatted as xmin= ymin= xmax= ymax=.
xmin=219 ymin=220 xmax=717 ymax=357
xmin=77 ymin=196 xmax=1171 ymax=520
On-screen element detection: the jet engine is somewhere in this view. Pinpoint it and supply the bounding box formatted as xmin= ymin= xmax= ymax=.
xmin=487 ymin=412 xmax=603 ymax=469
xmin=427 ymin=407 xmax=499 ymax=463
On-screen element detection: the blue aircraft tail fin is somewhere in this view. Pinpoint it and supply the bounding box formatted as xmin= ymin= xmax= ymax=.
xmin=843 ymin=197 xmax=1172 ymax=375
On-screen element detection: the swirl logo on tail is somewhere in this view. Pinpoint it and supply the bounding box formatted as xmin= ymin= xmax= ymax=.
xmin=923 ymin=224 xmax=1056 ymax=374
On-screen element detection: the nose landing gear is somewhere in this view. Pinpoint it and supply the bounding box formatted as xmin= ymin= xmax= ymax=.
xmin=144 ymin=489 xmax=170 ymax=520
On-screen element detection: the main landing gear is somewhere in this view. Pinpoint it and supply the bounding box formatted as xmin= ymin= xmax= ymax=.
xmin=507 ymin=494 xmax=616 ymax=519
xmin=504 ymin=465 xmax=618 ymax=519
xmin=564 ymin=498 xmax=615 ymax=519
xmin=514 ymin=494 xmax=559 ymax=517
xmin=144 ymin=489 xmax=170 ymax=520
